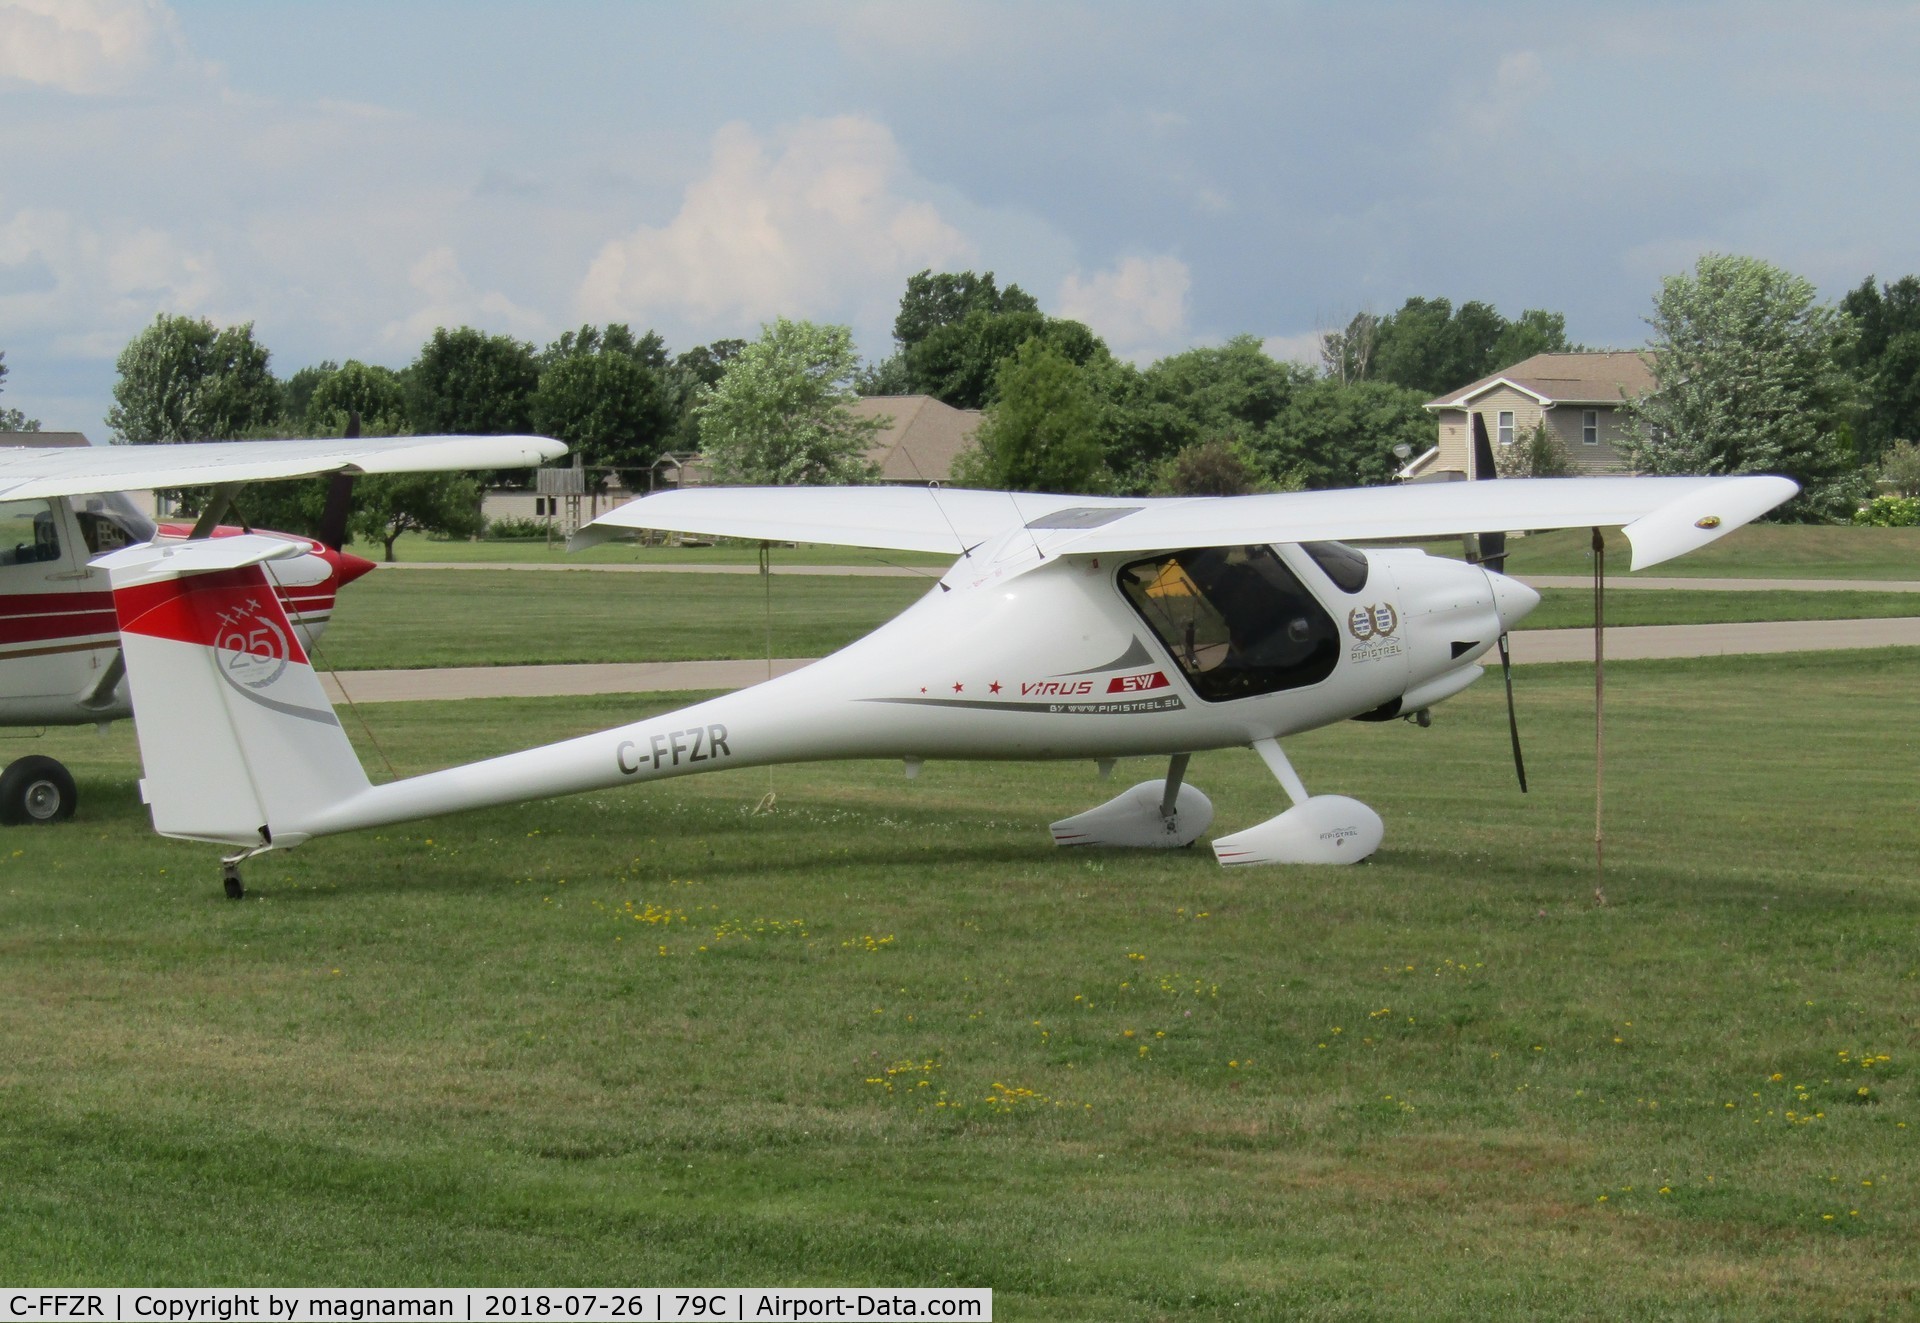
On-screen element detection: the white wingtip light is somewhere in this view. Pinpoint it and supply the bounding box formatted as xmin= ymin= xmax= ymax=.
xmin=1621 ymin=475 xmax=1800 ymax=571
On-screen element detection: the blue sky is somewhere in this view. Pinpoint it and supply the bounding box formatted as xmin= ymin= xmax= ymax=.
xmin=4 ymin=0 xmax=1920 ymax=434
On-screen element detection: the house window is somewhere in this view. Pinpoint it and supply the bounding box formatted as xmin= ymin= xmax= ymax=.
xmin=1497 ymin=411 xmax=1514 ymax=446
xmin=1583 ymin=410 xmax=1600 ymax=445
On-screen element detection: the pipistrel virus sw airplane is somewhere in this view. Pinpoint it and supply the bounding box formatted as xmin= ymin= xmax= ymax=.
xmin=100 ymin=474 xmax=1796 ymax=895
xmin=0 ymin=432 xmax=565 ymax=824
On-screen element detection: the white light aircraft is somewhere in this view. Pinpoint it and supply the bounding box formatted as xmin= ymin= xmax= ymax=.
xmin=97 ymin=474 xmax=1795 ymax=896
xmin=0 ymin=433 xmax=565 ymax=824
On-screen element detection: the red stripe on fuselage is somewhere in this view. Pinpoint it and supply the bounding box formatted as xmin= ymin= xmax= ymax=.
xmin=113 ymin=565 xmax=310 ymax=664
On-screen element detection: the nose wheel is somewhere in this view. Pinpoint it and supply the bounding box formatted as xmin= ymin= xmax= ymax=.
xmin=222 ymin=860 xmax=245 ymax=899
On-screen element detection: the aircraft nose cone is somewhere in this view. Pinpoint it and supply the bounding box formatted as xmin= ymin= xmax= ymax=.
xmin=1487 ymin=570 xmax=1540 ymax=632
xmin=328 ymin=548 xmax=379 ymax=588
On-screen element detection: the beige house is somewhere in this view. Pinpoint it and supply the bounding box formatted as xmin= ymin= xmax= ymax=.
xmin=850 ymin=394 xmax=981 ymax=484
xmin=1401 ymin=351 xmax=1655 ymax=481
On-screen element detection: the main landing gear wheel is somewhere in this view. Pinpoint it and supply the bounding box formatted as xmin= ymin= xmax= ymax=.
xmin=0 ymin=755 xmax=78 ymax=826
xmin=222 ymin=861 xmax=245 ymax=900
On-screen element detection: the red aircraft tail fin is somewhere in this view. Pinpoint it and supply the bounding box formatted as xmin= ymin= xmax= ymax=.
xmin=100 ymin=536 xmax=372 ymax=849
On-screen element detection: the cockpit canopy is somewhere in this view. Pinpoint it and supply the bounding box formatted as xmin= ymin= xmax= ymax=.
xmin=1118 ymin=545 xmax=1340 ymax=702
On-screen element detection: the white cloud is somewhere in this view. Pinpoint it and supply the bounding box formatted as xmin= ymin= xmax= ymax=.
xmin=575 ymin=116 xmax=974 ymax=336
xmin=0 ymin=0 xmax=203 ymax=94
xmin=0 ymin=207 xmax=220 ymax=355
xmin=1260 ymin=332 xmax=1323 ymax=369
xmin=380 ymin=246 xmax=549 ymax=349
xmin=1056 ymin=254 xmax=1191 ymax=359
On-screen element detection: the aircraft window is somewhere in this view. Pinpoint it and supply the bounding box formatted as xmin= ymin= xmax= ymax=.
xmin=1300 ymin=540 xmax=1370 ymax=594
xmin=0 ymin=499 xmax=62 ymax=568
xmin=73 ymin=492 xmax=155 ymax=555
xmin=1118 ymin=545 xmax=1339 ymax=703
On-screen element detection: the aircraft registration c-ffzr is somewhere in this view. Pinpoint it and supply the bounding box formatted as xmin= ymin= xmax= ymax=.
xmin=96 ymin=474 xmax=1797 ymax=894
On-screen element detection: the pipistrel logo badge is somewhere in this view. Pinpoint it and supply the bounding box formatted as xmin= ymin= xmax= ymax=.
xmin=215 ymin=599 xmax=292 ymax=691
xmin=1347 ymin=601 xmax=1403 ymax=663
xmin=1347 ymin=603 xmax=1398 ymax=642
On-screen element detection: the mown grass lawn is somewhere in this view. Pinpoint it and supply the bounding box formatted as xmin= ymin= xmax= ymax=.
xmin=1 ymin=650 xmax=1915 ymax=1316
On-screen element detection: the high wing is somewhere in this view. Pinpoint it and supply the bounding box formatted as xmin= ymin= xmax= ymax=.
xmin=574 ymin=474 xmax=1797 ymax=571
xmin=0 ymin=434 xmax=567 ymax=500
xmin=569 ymin=486 xmax=1148 ymax=555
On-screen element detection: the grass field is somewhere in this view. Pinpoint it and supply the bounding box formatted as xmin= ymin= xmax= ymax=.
xmin=1 ymin=649 xmax=1916 ymax=1314
xmin=312 ymin=568 xmax=1920 ymax=671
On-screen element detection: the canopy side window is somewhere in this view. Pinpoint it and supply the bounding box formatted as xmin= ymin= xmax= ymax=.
xmin=1117 ymin=545 xmax=1339 ymax=703
xmin=0 ymin=499 xmax=65 ymax=568
xmin=1299 ymin=540 xmax=1370 ymax=594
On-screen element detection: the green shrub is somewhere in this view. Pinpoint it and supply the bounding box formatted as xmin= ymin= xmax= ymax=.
xmin=483 ymin=515 xmax=552 ymax=540
xmin=1851 ymin=494 xmax=1920 ymax=527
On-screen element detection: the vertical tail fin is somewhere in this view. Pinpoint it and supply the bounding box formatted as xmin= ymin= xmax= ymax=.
xmin=99 ymin=536 xmax=371 ymax=849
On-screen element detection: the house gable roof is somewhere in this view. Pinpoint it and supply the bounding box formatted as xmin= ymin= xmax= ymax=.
xmin=851 ymin=395 xmax=981 ymax=483
xmin=1426 ymin=351 xmax=1655 ymax=411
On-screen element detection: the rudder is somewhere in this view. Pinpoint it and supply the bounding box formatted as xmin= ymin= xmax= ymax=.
xmin=100 ymin=536 xmax=371 ymax=849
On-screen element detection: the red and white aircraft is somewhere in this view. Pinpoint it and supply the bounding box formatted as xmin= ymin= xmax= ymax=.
xmin=96 ymin=473 xmax=1794 ymax=895
xmin=0 ymin=433 xmax=564 ymax=824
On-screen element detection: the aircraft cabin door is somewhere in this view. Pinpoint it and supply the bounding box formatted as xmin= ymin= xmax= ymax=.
xmin=0 ymin=496 xmax=102 ymax=702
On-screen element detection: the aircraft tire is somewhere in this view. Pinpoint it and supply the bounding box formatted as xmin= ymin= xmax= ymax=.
xmin=0 ymin=755 xmax=78 ymax=825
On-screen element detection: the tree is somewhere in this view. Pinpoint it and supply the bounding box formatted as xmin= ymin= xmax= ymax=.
xmin=1623 ymin=253 xmax=1864 ymax=521
xmin=405 ymin=327 xmax=539 ymax=435
xmin=1838 ymin=274 xmax=1920 ymax=465
xmin=1337 ymin=297 xmax=1574 ymax=395
xmin=0 ymin=351 xmax=40 ymax=432
xmin=1878 ymin=439 xmax=1920 ymax=497
xmin=1320 ymin=312 xmax=1379 ymax=385
xmin=905 ymin=309 xmax=1105 ymax=410
xmin=954 ymin=339 xmax=1108 ymax=492
xmin=893 ymin=269 xmax=1038 ymax=352
xmin=107 ymin=314 xmax=279 ymax=442
xmin=1104 ymin=336 xmax=1308 ymax=492
xmin=530 ymin=349 xmax=676 ymax=489
xmin=666 ymin=339 xmax=745 ymax=451
xmin=1492 ymin=420 xmax=1576 ymax=478
xmin=305 ymin=360 xmax=410 ymax=435
xmin=696 ymin=319 xmax=883 ymax=485
xmin=1256 ymin=378 xmax=1430 ymax=489
xmin=1158 ymin=436 xmax=1267 ymax=496
xmin=349 ymin=471 xmax=484 ymax=562
xmin=541 ymin=323 xmax=669 ymax=372
xmin=279 ymin=360 xmax=338 ymax=428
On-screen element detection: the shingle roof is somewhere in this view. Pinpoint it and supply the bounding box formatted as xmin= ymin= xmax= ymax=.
xmin=851 ymin=395 xmax=982 ymax=483
xmin=1426 ymin=352 xmax=1655 ymax=409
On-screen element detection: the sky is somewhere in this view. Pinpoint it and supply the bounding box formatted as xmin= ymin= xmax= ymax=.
xmin=4 ymin=0 xmax=1920 ymax=435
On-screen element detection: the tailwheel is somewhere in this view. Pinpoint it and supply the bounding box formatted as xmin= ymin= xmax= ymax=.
xmin=0 ymin=755 xmax=78 ymax=825
xmin=222 ymin=861 xmax=245 ymax=900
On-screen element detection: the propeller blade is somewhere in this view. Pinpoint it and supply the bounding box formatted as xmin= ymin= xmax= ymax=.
xmin=1496 ymin=631 xmax=1527 ymax=793
xmin=315 ymin=410 xmax=362 ymax=551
